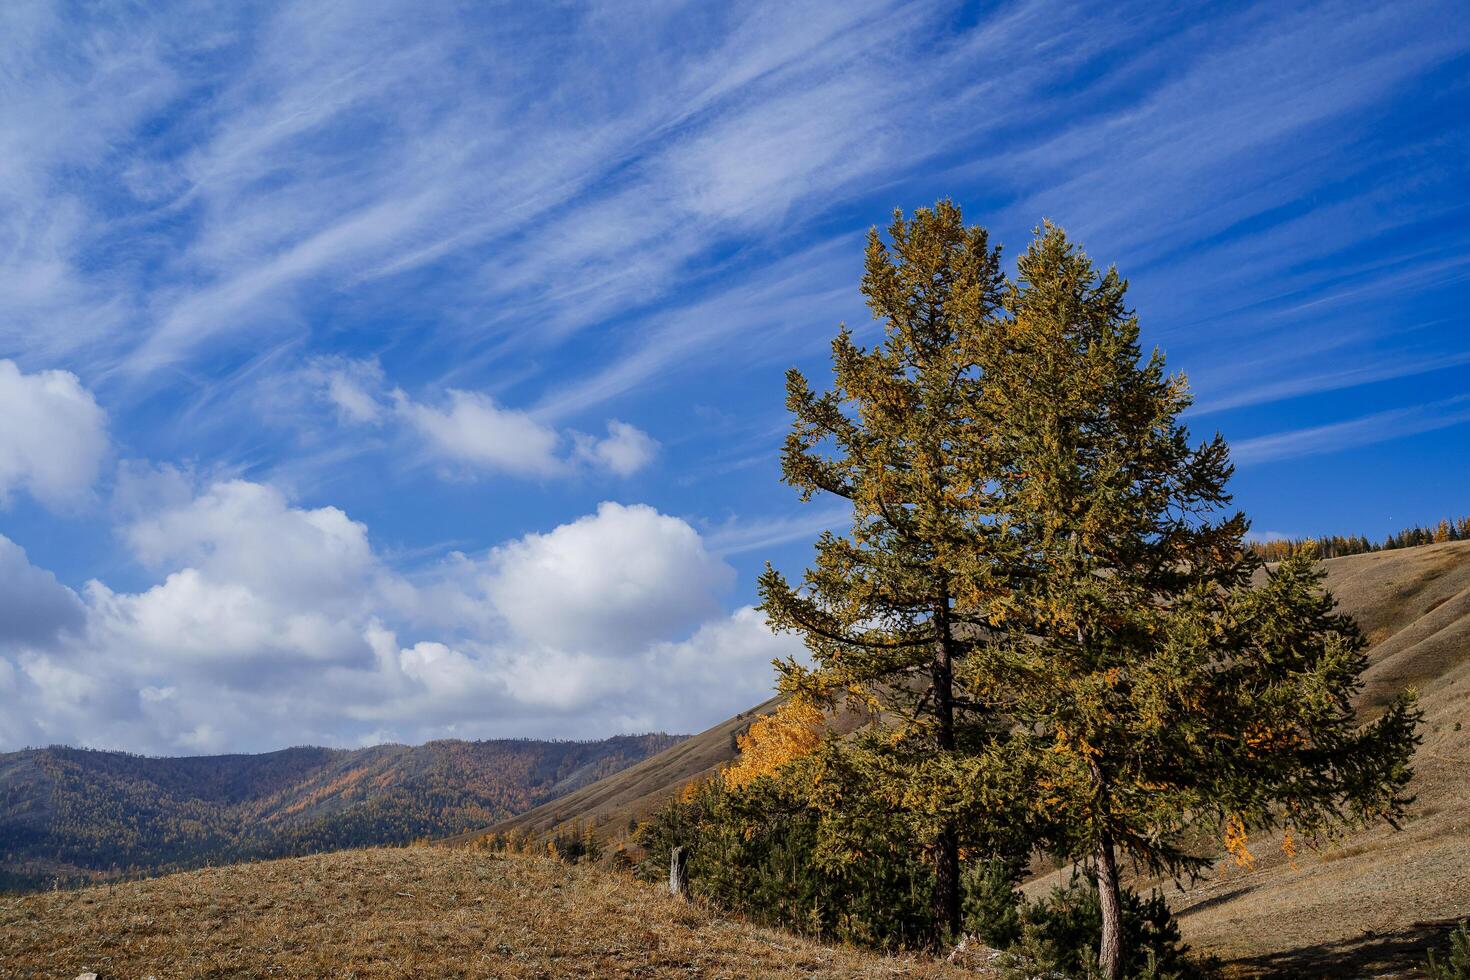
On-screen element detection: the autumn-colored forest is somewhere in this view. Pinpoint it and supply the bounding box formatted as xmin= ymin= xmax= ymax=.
xmin=1248 ymin=515 xmax=1470 ymax=561
xmin=0 ymin=733 xmax=680 ymax=891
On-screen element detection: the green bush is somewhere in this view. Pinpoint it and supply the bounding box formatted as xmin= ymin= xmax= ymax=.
xmin=1005 ymin=872 xmax=1208 ymax=980
xmin=1426 ymin=921 xmax=1470 ymax=980
xmin=634 ymin=753 xmax=1210 ymax=979
xmin=634 ymin=773 xmax=936 ymax=949
xmin=961 ymin=857 xmax=1024 ymax=949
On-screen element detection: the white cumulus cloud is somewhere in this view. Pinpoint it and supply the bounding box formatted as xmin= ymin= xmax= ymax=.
xmin=0 ymin=359 xmax=108 ymax=509
xmin=487 ymin=501 xmax=733 ymax=653
xmin=0 ymin=480 xmax=798 ymax=754
xmin=122 ymin=479 xmax=377 ymax=606
xmin=573 ymin=420 xmax=660 ymax=477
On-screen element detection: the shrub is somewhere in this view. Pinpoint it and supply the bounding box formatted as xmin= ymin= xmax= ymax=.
xmin=1005 ymin=872 xmax=1209 ymax=980
xmin=1426 ymin=921 xmax=1470 ymax=980
xmin=544 ymin=821 xmax=602 ymax=863
xmin=638 ymin=772 xmax=1214 ymax=979
xmin=961 ymin=857 xmax=1024 ymax=949
xmin=634 ymin=771 xmax=936 ymax=949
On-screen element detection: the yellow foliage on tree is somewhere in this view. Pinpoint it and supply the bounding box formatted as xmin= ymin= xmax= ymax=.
xmin=1222 ymin=814 xmax=1256 ymax=868
xmin=723 ymin=701 xmax=825 ymax=790
xmin=1281 ymin=827 xmax=1300 ymax=870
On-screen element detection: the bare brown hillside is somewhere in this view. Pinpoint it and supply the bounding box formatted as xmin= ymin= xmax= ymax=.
xmin=444 ymin=698 xmax=873 ymax=849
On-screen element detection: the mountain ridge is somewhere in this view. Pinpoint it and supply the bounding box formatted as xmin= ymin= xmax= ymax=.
xmin=0 ymin=732 xmax=683 ymax=890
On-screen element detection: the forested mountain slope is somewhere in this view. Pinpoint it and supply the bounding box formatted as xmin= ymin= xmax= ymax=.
xmin=0 ymin=733 xmax=681 ymax=890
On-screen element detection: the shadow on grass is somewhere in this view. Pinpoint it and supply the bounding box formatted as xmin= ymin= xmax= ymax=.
xmin=1173 ymin=883 xmax=1258 ymax=918
xmin=1229 ymin=918 xmax=1464 ymax=978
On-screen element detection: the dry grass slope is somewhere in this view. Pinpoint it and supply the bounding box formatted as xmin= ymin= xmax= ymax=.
xmin=0 ymin=846 xmax=977 ymax=979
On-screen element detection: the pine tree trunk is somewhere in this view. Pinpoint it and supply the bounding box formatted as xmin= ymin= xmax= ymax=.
xmin=933 ymin=823 xmax=960 ymax=944
xmin=1095 ymin=829 xmax=1123 ymax=980
xmin=931 ymin=592 xmax=960 ymax=944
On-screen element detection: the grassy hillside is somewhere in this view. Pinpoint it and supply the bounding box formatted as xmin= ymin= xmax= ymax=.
xmin=451 ymin=699 xmax=876 ymax=852
xmin=999 ymin=538 xmax=1470 ymax=977
xmin=0 ymin=846 xmax=979 ymax=979
xmin=440 ymin=697 xmax=783 ymax=848
xmin=0 ymin=733 xmax=681 ymax=891
xmin=468 ymin=540 xmax=1470 ymax=976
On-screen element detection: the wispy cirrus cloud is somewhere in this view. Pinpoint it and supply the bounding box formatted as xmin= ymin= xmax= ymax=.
xmin=105 ymin=0 xmax=947 ymax=379
xmin=1189 ymin=347 xmax=1470 ymax=417
xmin=702 ymin=505 xmax=852 ymax=558
xmin=1233 ymin=395 xmax=1470 ymax=466
xmin=9 ymin=0 xmax=1459 ymax=465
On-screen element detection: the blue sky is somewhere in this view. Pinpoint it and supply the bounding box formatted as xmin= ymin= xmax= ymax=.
xmin=1 ymin=0 xmax=1467 ymax=754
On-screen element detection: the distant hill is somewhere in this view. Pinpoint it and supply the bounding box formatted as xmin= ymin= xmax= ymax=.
xmin=0 ymin=733 xmax=681 ymax=890
xmin=463 ymin=540 xmax=1470 ymax=976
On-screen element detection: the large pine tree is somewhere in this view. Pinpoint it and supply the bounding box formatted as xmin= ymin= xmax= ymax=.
xmin=970 ymin=224 xmax=1421 ymax=978
xmin=763 ymin=204 xmax=1421 ymax=972
xmin=759 ymin=201 xmax=1018 ymax=942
